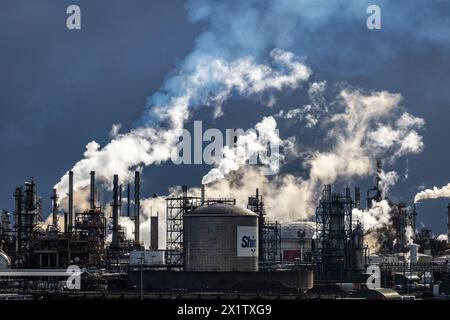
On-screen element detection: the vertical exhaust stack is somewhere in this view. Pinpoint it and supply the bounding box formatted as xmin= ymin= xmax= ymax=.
xmin=111 ymin=175 xmax=120 ymax=248
xmin=127 ymin=183 xmax=131 ymax=217
xmin=14 ymin=187 xmax=23 ymax=253
xmin=447 ymin=203 xmax=450 ymax=244
xmin=367 ymin=159 xmax=383 ymax=208
xmin=90 ymin=171 xmax=96 ymax=210
xmin=68 ymin=171 xmax=74 ymax=232
xmin=201 ymin=184 xmax=205 ymax=205
xmin=64 ymin=212 xmax=68 ymax=234
xmin=119 ymin=184 xmax=123 ymax=216
xmin=255 ymin=188 xmax=265 ymax=262
xmin=354 ymin=187 xmax=361 ymax=209
xmin=376 ymin=158 xmax=382 ymax=201
xmin=134 ymin=171 xmax=140 ymax=244
xmin=51 ymin=188 xmax=58 ymax=228
xmin=150 ymin=213 xmax=159 ymax=250
xmin=182 ymin=185 xmax=188 ymax=214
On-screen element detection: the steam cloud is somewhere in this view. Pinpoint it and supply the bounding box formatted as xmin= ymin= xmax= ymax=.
xmin=201 ymin=87 xmax=425 ymax=222
xmin=414 ymin=183 xmax=450 ymax=203
xmin=352 ymin=200 xmax=395 ymax=252
xmin=202 ymin=116 xmax=284 ymax=185
xmin=54 ymin=49 xmax=311 ymax=200
xmin=51 ymin=0 xmax=430 ymax=251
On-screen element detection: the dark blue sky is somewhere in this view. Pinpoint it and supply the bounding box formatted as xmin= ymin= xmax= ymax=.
xmin=1 ymin=1 xmax=450 ymax=234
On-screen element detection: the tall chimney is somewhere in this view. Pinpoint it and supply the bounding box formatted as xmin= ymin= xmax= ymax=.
xmin=64 ymin=212 xmax=68 ymax=233
xmin=14 ymin=187 xmax=23 ymax=253
xmin=90 ymin=171 xmax=96 ymax=210
xmin=68 ymin=171 xmax=73 ymax=232
xmin=182 ymin=185 xmax=188 ymax=214
xmin=447 ymin=203 xmax=450 ymax=244
xmin=355 ymin=187 xmax=361 ymax=209
xmin=111 ymin=174 xmax=120 ymax=248
xmin=150 ymin=214 xmax=158 ymax=250
xmin=127 ymin=183 xmax=131 ymax=217
xmin=376 ymin=158 xmax=382 ymax=201
xmin=201 ymin=184 xmax=205 ymax=205
xmin=134 ymin=171 xmax=140 ymax=244
xmin=51 ymin=188 xmax=58 ymax=228
xmin=119 ymin=184 xmax=123 ymax=216
xmin=256 ymin=188 xmax=264 ymax=261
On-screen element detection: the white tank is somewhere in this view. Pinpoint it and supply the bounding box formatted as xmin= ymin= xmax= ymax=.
xmin=184 ymin=203 xmax=259 ymax=272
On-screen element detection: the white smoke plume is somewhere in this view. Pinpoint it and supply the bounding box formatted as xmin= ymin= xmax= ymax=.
xmin=305 ymin=89 xmax=422 ymax=194
xmin=414 ymin=183 xmax=450 ymax=203
xmin=201 ymin=88 xmax=425 ymax=221
xmin=352 ymin=200 xmax=392 ymax=232
xmin=379 ymin=170 xmax=399 ymax=198
xmin=202 ymin=116 xmax=283 ymax=185
xmin=54 ymin=49 xmax=311 ymax=201
xmin=437 ymin=234 xmax=448 ymax=242
xmin=38 ymin=213 xmax=65 ymax=232
xmin=195 ymin=167 xmax=312 ymax=222
xmin=405 ymin=225 xmax=415 ymax=246
xmin=352 ymin=200 xmax=393 ymax=252
xmin=52 ymin=0 xmax=426 ymax=238
xmin=275 ymin=81 xmax=327 ymax=128
xmin=367 ymin=112 xmax=425 ymax=162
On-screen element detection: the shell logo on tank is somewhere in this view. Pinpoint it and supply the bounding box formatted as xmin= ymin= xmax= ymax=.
xmin=237 ymin=226 xmax=258 ymax=257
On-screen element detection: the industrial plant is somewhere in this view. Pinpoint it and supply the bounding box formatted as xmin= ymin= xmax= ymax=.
xmin=0 ymin=159 xmax=449 ymax=300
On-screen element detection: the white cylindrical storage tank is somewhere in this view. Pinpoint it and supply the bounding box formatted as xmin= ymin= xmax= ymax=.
xmin=280 ymin=222 xmax=315 ymax=262
xmin=184 ymin=202 xmax=259 ymax=272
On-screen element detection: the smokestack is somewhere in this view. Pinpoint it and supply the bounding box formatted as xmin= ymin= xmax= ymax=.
xmin=447 ymin=203 xmax=450 ymax=244
xmin=127 ymin=183 xmax=131 ymax=217
xmin=119 ymin=184 xmax=123 ymax=216
xmin=64 ymin=212 xmax=68 ymax=233
xmin=255 ymin=188 xmax=264 ymax=262
xmin=51 ymin=188 xmax=58 ymax=228
xmin=376 ymin=158 xmax=382 ymax=201
xmin=90 ymin=171 xmax=96 ymax=210
xmin=182 ymin=185 xmax=188 ymax=198
xmin=201 ymin=184 xmax=205 ymax=205
xmin=14 ymin=187 xmax=23 ymax=253
xmin=134 ymin=171 xmax=140 ymax=244
xmin=355 ymin=187 xmax=361 ymax=209
xmin=68 ymin=171 xmax=73 ymax=232
xmin=111 ymin=175 xmax=120 ymax=248
xmin=150 ymin=214 xmax=158 ymax=250
xmin=367 ymin=159 xmax=383 ymax=208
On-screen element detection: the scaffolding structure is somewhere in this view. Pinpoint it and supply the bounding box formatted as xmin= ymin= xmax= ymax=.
xmin=165 ymin=186 xmax=202 ymax=268
xmin=72 ymin=207 xmax=107 ymax=267
xmin=247 ymin=189 xmax=281 ymax=264
xmin=315 ymin=185 xmax=353 ymax=279
xmin=262 ymin=222 xmax=281 ymax=262
xmin=13 ymin=180 xmax=42 ymax=267
xmin=165 ymin=186 xmax=237 ymax=268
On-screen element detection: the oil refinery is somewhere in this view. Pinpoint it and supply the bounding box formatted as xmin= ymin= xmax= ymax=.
xmin=0 ymin=159 xmax=449 ymax=301
xmin=2 ymin=1 xmax=450 ymax=313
